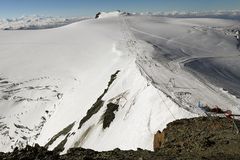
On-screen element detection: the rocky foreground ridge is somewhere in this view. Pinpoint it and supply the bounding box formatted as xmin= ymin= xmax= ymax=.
xmin=0 ymin=117 xmax=239 ymax=160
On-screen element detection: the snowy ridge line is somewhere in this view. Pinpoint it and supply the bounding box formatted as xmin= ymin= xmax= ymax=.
xmin=136 ymin=59 xmax=200 ymax=118
xmin=136 ymin=61 xmax=178 ymax=120
xmin=124 ymin=16 xmax=176 ymax=120
xmin=122 ymin=15 xmax=196 ymax=118
xmin=125 ymin=16 xmax=189 ymax=116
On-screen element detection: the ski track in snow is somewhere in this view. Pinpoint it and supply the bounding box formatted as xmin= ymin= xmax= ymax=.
xmin=0 ymin=12 xmax=239 ymax=153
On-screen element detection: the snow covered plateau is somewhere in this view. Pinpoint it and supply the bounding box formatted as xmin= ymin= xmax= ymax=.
xmin=0 ymin=11 xmax=240 ymax=153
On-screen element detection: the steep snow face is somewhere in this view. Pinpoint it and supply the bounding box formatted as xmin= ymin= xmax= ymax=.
xmin=0 ymin=14 xmax=239 ymax=153
xmin=58 ymin=62 xmax=195 ymax=153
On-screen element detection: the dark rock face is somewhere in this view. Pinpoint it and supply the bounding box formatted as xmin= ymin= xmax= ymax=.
xmin=0 ymin=144 xmax=60 ymax=160
xmin=45 ymin=122 xmax=75 ymax=149
xmin=237 ymin=38 xmax=240 ymax=50
xmin=102 ymin=102 xmax=119 ymax=129
xmin=79 ymin=70 xmax=120 ymax=129
xmin=61 ymin=148 xmax=173 ymax=160
xmin=0 ymin=117 xmax=240 ymax=160
xmin=95 ymin=12 xmax=101 ymax=19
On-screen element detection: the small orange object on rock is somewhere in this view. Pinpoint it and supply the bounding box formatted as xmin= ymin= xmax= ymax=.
xmin=153 ymin=130 xmax=165 ymax=151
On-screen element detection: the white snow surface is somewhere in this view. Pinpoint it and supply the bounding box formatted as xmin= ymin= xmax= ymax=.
xmin=0 ymin=13 xmax=239 ymax=153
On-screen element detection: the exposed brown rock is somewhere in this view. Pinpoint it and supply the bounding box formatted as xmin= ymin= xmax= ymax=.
xmin=153 ymin=130 xmax=165 ymax=151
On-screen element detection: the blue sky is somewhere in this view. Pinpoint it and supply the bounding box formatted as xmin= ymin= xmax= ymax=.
xmin=0 ymin=0 xmax=240 ymax=18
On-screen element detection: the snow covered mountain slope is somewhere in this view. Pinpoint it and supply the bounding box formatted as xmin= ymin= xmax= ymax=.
xmin=0 ymin=13 xmax=239 ymax=153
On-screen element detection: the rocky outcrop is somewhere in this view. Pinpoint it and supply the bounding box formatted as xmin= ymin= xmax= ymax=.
xmin=160 ymin=116 xmax=240 ymax=159
xmin=0 ymin=117 xmax=239 ymax=160
xmin=78 ymin=70 xmax=120 ymax=129
xmin=95 ymin=12 xmax=101 ymax=19
xmin=102 ymin=102 xmax=119 ymax=129
xmin=0 ymin=144 xmax=60 ymax=160
xmin=94 ymin=11 xmax=122 ymax=19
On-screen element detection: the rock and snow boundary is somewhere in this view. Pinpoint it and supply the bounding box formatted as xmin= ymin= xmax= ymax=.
xmin=1 ymin=117 xmax=240 ymax=160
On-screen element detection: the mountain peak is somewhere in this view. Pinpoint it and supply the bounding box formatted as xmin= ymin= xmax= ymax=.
xmin=95 ymin=11 xmax=122 ymax=19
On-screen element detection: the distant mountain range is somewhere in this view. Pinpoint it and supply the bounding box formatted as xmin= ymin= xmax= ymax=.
xmin=138 ymin=10 xmax=240 ymax=19
xmin=1 ymin=10 xmax=239 ymax=30
xmin=0 ymin=15 xmax=89 ymax=30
